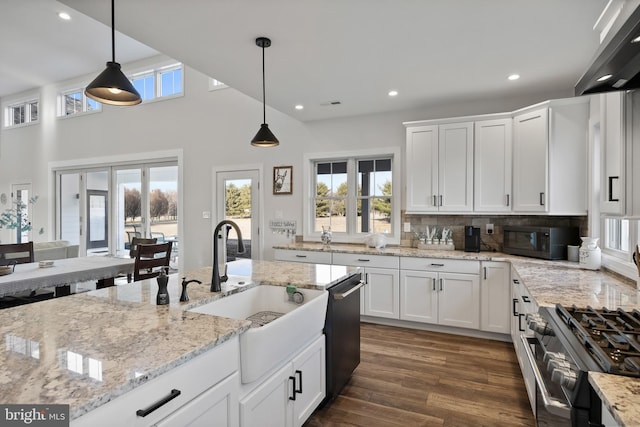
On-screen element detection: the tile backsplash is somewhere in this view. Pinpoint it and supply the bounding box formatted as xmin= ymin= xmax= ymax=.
xmin=400 ymin=213 xmax=588 ymax=252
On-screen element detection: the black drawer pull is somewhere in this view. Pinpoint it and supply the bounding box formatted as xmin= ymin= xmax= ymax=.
xmin=522 ymin=296 xmax=531 ymax=303
xmin=518 ymin=314 xmax=526 ymax=332
xmin=289 ymin=376 xmax=297 ymax=401
xmin=295 ymin=370 xmax=303 ymax=394
xmin=357 ymin=259 xmax=370 ymax=262
xmin=512 ymin=279 xmax=520 ymax=284
xmin=513 ymin=298 xmax=519 ymax=316
xmin=430 ymin=263 xmax=444 ymax=267
xmin=136 ymin=389 xmax=181 ymax=417
xmin=295 ymin=254 xmax=307 ymax=258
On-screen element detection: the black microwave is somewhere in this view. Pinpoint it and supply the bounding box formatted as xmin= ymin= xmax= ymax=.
xmin=502 ymin=226 xmax=579 ymax=260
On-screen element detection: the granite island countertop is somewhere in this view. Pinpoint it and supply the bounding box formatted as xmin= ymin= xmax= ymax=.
xmin=0 ymin=259 xmax=359 ymax=420
xmin=275 ymin=242 xmax=640 ymax=426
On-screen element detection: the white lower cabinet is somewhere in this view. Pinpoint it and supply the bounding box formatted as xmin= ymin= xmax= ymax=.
xmin=71 ymin=338 xmax=239 ymax=427
xmin=480 ymin=261 xmax=511 ymax=334
xmin=399 ymin=258 xmax=480 ymax=329
xmin=331 ymin=253 xmax=400 ymax=319
xmin=240 ymin=335 xmax=325 ymax=427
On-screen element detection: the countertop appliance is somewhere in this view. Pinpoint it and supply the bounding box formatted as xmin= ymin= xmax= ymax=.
xmin=464 ymin=226 xmax=481 ymax=252
xmin=503 ymin=226 xmax=579 ymax=260
xmin=523 ymin=304 xmax=639 ymax=426
xmin=322 ymin=271 xmax=364 ymax=405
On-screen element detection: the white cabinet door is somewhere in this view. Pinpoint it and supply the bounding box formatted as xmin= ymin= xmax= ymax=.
xmin=479 ymin=262 xmax=510 ymax=334
xmin=600 ymin=91 xmax=626 ymax=215
xmin=513 ymin=108 xmax=548 ymax=212
xmin=438 ymin=122 xmax=474 ymax=212
xmin=406 ymin=125 xmax=439 ymax=212
xmin=474 ymin=118 xmax=513 ymax=212
xmin=240 ymin=363 xmax=291 ymax=427
xmin=437 ymin=272 xmax=480 ymax=329
xmin=363 ymin=267 xmax=400 ymax=319
xmin=291 ymin=336 xmax=326 ymax=427
xmin=156 ymin=373 xmax=239 ymax=427
xmin=399 ymin=270 xmax=438 ymax=323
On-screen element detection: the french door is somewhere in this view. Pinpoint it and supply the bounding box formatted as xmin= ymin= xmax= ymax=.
xmin=56 ymin=162 xmax=178 ymax=259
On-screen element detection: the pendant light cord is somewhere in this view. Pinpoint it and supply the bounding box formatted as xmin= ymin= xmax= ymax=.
xmin=111 ymin=0 xmax=116 ymax=63
xmin=262 ymin=44 xmax=266 ymax=124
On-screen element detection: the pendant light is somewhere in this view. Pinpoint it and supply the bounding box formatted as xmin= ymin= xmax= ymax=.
xmin=85 ymin=0 xmax=141 ymax=106
xmin=251 ymin=37 xmax=279 ymax=147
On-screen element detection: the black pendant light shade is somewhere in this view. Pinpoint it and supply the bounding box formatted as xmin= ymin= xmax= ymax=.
xmin=85 ymin=0 xmax=141 ymax=106
xmin=251 ymin=37 xmax=279 ymax=147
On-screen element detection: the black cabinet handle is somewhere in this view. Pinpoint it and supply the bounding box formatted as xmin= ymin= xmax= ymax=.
xmin=522 ymin=295 xmax=531 ymax=303
xmin=295 ymin=254 xmax=307 ymax=258
xmin=506 ymin=194 xmax=510 ymax=207
xmin=513 ymin=298 xmax=519 ymax=316
xmin=518 ymin=313 xmax=526 ymax=332
xmin=289 ymin=376 xmax=296 ymax=401
xmin=432 ymin=278 xmax=436 ymax=291
xmin=539 ymin=192 xmax=545 ymax=206
xmin=439 ymin=195 xmax=443 ymax=206
xmin=136 ymin=389 xmax=181 ymax=417
xmin=512 ymin=279 xmax=520 ymax=284
xmin=295 ymin=370 xmax=303 ymax=394
xmin=430 ymin=263 xmax=444 ymax=267
xmin=433 ymin=195 xmax=437 ymax=206
xmin=439 ymin=278 xmax=443 ymax=291
xmin=357 ymin=259 xmax=370 ymax=262
xmin=608 ymin=176 xmax=619 ymax=202
xmin=483 ymin=267 xmax=487 ymax=280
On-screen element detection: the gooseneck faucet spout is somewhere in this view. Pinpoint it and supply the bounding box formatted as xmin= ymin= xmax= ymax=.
xmin=211 ymin=220 xmax=245 ymax=292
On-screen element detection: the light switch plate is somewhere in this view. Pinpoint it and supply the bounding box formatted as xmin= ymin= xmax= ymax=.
xmin=486 ymin=223 xmax=494 ymax=234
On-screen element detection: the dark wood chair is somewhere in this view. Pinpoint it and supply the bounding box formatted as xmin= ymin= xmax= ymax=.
xmin=0 ymin=242 xmax=34 ymax=266
xmin=133 ymin=242 xmax=173 ymax=282
xmin=127 ymin=237 xmax=157 ymax=282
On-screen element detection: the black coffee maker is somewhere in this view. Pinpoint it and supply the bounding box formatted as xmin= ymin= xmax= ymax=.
xmin=464 ymin=226 xmax=481 ymax=252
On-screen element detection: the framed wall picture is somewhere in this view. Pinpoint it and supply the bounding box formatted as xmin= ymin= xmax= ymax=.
xmin=273 ymin=166 xmax=292 ymax=195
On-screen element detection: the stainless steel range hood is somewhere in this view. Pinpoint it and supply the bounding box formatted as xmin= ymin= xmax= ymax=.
xmin=575 ymin=1 xmax=640 ymax=95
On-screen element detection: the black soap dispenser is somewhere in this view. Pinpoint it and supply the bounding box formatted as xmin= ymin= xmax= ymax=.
xmin=156 ymin=267 xmax=170 ymax=305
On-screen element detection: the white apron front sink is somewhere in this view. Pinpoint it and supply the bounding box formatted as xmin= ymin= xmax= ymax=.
xmin=190 ymin=285 xmax=328 ymax=383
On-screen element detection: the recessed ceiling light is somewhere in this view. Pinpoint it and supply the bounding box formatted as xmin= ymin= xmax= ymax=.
xmin=508 ymin=74 xmax=520 ymax=81
xmin=58 ymin=12 xmax=71 ymax=20
xmin=388 ymin=90 xmax=398 ymax=97
xmin=632 ymin=35 xmax=640 ymax=43
xmin=295 ymin=105 xmax=304 ymax=110
xmin=597 ymin=74 xmax=612 ymax=82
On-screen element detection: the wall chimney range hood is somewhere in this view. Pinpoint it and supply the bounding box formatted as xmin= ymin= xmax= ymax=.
xmin=575 ymin=1 xmax=640 ymax=95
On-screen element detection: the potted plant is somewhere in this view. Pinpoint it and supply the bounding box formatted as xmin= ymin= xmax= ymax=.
xmin=0 ymin=196 xmax=43 ymax=243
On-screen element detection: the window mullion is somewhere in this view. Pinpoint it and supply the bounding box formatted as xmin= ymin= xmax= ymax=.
xmin=346 ymin=159 xmax=357 ymax=236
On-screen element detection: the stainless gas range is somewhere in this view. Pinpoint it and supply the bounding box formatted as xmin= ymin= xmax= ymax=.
xmin=523 ymin=304 xmax=640 ymax=426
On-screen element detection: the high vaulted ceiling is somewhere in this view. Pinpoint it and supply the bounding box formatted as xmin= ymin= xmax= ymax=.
xmin=4 ymin=0 xmax=609 ymax=122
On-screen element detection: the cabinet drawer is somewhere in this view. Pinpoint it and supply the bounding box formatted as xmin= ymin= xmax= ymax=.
xmin=332 ymin=252 xmax=399 ymax=269
xmin=400 ymin=257 xmax=479 ymax=274
xmin=274 ymin=249 xmax=331 ymax=264
xmin=72 ymin=338 xmax=239 ymax=427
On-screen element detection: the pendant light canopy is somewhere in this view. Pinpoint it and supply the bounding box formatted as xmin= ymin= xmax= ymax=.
xmin=251 ymin=37 xmax=279 ymax=147
xmin=85 ymin=0 xmax=141 ymax=106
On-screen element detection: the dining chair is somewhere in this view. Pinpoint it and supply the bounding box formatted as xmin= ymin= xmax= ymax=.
xmin=0 ymin=242 xmax=34 ymax=266
xmin=127 ymin=237 xmax=157 ymax=282
xmin=133 ymin=242 xmax=173 ymax=282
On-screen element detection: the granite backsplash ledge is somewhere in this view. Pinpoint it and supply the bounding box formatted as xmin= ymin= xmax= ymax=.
xmin=400 ymin=213 xmax=588 ymax=252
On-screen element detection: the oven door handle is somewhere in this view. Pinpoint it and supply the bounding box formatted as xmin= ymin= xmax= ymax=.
xmin=520 ymin=336 xmax=571 ymax=419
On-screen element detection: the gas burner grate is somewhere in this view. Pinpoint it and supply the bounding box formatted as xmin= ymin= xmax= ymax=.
xmin=246 ymin=311 xmax=284 ymax=328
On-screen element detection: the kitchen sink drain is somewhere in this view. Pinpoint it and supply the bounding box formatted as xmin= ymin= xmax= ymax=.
xmin=247 ymin=311 xmax=284 ymax=328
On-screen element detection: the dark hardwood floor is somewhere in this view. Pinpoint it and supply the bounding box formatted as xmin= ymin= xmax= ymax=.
xmin=306 ymin=322 xmax=535 ymax=427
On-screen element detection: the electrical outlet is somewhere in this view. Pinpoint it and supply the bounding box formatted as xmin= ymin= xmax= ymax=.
xmin=486 ymin=223 xmax=494 ymax=234
xmin=403 ymin=222 xmax=411 ymax=232
xmin=202 ymin=211 xmax=211 ymax=219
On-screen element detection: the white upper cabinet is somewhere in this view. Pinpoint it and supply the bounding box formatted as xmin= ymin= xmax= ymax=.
xmin=600 ymin=91 xmax=626 ymax=215
xmin=512 ymin=99 xmax=589 ymax=215
xmin=405 ymin=122 xmax=473 ymax=213
xmin=474 ymin=118 xmax=513 ymax=212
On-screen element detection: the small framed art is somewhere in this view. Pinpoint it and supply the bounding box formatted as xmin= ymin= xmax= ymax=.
xmin=273 ymin=166 xmax=292 ymax=195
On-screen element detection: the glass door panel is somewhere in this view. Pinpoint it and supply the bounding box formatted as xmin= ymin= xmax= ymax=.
xmin=115 ymin=169 xmax=142 ymax=257
xmin=149 ymin=165 xmax=178 ymax=267
xmin=86 ymin=171 xmax=109 ymax=254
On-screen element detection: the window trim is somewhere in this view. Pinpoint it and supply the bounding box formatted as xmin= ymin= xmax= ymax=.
xmin=303 ymin=147 xmax=401 ymax=244
xmin=130 ymin=62 xmax=184 ymax=103
xmin=57 ymin=88 xmax=102 ymax=118
xmin=2 ymin=97 xmax=39 ymax=129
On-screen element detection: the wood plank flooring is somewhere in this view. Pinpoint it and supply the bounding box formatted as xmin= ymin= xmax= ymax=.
xmin=305 ymin=323 xmax=535 ymax=427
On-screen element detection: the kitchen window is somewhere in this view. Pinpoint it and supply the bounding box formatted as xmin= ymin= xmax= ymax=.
xmin=304 ymin=148 xmax=400 ymax=244
xmin=3 ymin=98 xmax=38 ymax=128
xmin=57 ymin=89 xmax=101 ymax=117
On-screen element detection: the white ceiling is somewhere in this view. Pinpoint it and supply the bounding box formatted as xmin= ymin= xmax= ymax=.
xmin=3 ymin=0 xmax=609 ymax=122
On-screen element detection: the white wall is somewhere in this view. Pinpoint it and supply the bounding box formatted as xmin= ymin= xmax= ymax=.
xmin=0 ymin=55 xmax=576 ymax=270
